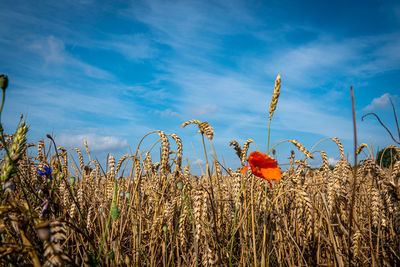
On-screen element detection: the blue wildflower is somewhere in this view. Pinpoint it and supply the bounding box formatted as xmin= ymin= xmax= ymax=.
xmin=37 ymin=166 xmax=53 ymax=181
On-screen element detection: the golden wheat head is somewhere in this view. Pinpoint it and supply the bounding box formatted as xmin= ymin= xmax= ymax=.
xmin=268 ymin=73 xmax=281 ymax=120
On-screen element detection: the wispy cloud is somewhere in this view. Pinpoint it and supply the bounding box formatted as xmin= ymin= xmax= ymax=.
xmin=364 ymin=93 xmax=393 ymax=111
xmin=29 ymin=36 xmax=66 ymax=64
xmin=192 ymin=104 xmax=219 ymax=116
xmin=263 ymin=39 xmax=354 ymax=86
xmin=28 ymin=35 xmax=114 ymax=80
xmin=127 ymin=0 xmax=257 ymax=53
xmin=349 ymin=34 xmax=400 ymax=76
xmin=58 ymin=133 xmax=129 ymax=152
xmin=103 ymin=34 xmax=157 ymax=61
xmin=154 ymin=108 xmax=179 ymax=117
xmin=328 ymin=157 xmax=339 ymax=166
xmin=120 ymin=0 xmax=400 ymax=145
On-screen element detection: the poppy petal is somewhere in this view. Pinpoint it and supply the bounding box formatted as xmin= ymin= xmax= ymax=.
xmin=260 ymin=167 xmax=281 ymax=181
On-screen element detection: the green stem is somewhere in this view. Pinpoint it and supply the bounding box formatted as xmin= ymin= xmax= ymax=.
xmin=267 ymin=118 xmax=272 ymax=154
xmin=97 ymin=179 xmax=117 ymax=260
xmin=164 ymin=230 xmax=167 ymax=267
xmin=97 ymin=207 xmax=112 ymax=261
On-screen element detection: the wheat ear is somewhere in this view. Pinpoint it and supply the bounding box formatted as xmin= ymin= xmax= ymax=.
xmin=269 ymin=73 xmax=281 ymax=120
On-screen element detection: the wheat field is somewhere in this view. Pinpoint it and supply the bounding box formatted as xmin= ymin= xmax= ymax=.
xmin=0 ymin=74 xmax=399 ymax=266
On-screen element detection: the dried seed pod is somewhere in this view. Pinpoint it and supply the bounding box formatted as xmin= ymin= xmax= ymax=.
xmin=0 ymin=74 xmax=8 ymax=90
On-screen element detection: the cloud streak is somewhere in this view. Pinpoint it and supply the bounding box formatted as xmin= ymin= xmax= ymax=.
xmin=58 ymin=133 xmax=129 ymax=152
xmin=365 ymin=93 xmax=392 ymax=111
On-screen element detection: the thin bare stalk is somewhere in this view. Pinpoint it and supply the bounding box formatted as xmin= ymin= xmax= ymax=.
xmin=348 ymin=86 xmax=358 ymax=266
xmin=362 ymin=113 xmax=400 ymax=144
xmin=389 ymin=97 xmax=400 ymax=140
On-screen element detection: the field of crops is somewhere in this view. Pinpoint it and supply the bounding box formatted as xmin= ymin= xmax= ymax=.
xmin=0 ymin=74 xmax=399 ymax=266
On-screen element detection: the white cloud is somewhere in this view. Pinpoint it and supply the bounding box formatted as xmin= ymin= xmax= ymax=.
xmin=29 ymin=35 xmax=66 ymax=64
xmin=195 ymin=158 xmax=205 ymax=165
xmin=243 ymin=33 xmax=400 ymax=89
xmin=264 ymin=40 xmax=353 ymax=85
xmin=154 ymin=108 xmax=178 ymax=117
xmin=275 ymin=95 xmax=354 ymax=140
xmin=29 ymin=35 xmax=114 ymax=80
xmin=57 ymin=133 xmax=128 ymax=152
xmin=126 ymin=0 xmax=257 ymax=54
xmin=351 ymin=35 xmax=400 ymax=76
xmin=102 ymin=34 xmax=157 ymax=60
xmin=364 ymin=93 xmax=393 ymax=111
xmin=11 ymin=81 xmax=138 ymax=122
xmin=193 ymin=104 xmax=218 ymax=116
xmin=328 ymin=157 xmax=339 ymax=166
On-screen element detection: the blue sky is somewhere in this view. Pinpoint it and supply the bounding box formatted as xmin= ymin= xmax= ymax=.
xmin=1 ymin=0 xmax=400 ymax=173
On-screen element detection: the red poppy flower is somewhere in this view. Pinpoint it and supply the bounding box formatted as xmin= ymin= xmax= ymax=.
xmin=241 ymin=151 xmax=281 ymax=187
